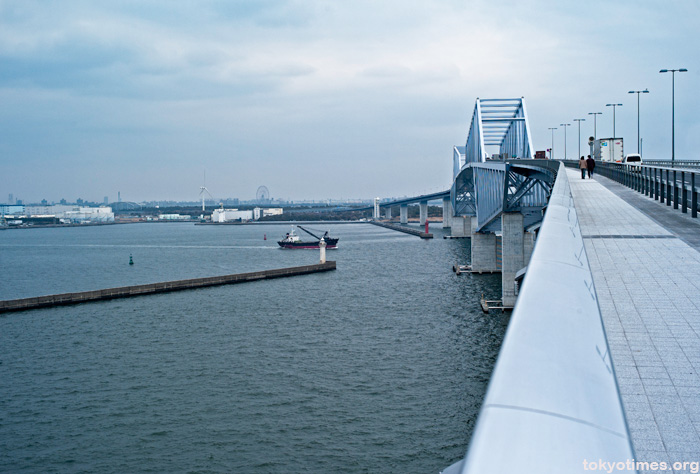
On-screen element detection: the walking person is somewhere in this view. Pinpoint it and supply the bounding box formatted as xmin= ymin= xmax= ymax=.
xmin=579 ymin=156 xmax=587 ymax=179
xmin=586 ymin=155 xmax=595 ymax=178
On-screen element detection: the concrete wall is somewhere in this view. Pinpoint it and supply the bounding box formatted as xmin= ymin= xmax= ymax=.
xmin=419 ymin=201 xmax=428 ymax=225
xmin=501 ymin=212 xmax=525 ymax=307
xmin=0 ymin=262 xmax=337 ymax=313
xmin=451 ymin=216 xmax=469 ymax=237
xmin=470 ymin=216 xmax=498 ymax=272
xmin=400 ymin=205 xmax=408 ymax=224
xmin=442 ymin=198 xmax=452 ymax=228
xmin=523 ymin=231 xmax=536 ymax=266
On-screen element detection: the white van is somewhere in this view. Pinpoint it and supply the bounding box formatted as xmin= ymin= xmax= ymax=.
xmin=623 ymin=154 xmax=642 ymax=172
xmin=623 ymin=154 xmax=642 ymax=164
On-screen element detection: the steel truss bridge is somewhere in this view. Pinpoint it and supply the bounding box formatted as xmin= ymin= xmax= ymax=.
xmin=452 ymin=98 xmax=557 ymax=233
xmin=443 ymin=98 xmax=635 ymax=474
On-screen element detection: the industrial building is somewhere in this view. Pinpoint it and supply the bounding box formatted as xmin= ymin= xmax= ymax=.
xmin=211 ymin=209 xmax=254 ymax=222
xmin=0 ymin=204 xmax=114 ymax=224
xmin=254 ymin=207 xmax=283 ymax=219
xmin=211 ymin=207 xmax=283 ymax=223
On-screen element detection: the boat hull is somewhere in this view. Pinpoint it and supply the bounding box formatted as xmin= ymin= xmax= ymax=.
xmin=278 ymin=239 xmax=338 ymax=249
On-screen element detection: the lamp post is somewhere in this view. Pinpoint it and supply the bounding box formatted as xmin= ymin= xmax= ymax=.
xmin=573 ymin=118 xmax=586 ymax=159
xmin=588 ymin=112 xmax=602 ymax=140
xmin=559 ymin=123 xmax=571 ymax=160
xmin=659 ymin=68 xmax=688 ymax=167
xmin=548 ymin=127 xmax=557 ymax=160
xmin=628 ymin=89 xmax=649 ymax=155
xmin=605 ymin=104 xmax=623 ymax=161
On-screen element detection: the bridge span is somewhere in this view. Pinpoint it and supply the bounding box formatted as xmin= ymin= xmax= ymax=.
xmin=438 ymin=98 xmax=700 ymax=473
xmin=352 ymin=190 xmax=451 ymax=227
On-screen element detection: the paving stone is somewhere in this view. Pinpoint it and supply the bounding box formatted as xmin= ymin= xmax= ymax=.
xmin=568 ymin=169 xmax=700 ymax=463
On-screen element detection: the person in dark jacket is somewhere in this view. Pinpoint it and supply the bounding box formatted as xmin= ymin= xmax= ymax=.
xmin=586 ymin=155 xmax=595 ymax=178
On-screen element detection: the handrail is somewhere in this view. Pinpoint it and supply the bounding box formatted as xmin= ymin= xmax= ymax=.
xmin=561 ymin=160 xmax=699 ymax=218
xmin=443 ymin=162 xmax=635 ymax=474
xmin=641 ymin=160 xmax=700 ymax=167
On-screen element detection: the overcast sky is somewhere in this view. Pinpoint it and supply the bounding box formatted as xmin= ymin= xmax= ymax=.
xmin=1 ymin=0 xmax=698 ymax=203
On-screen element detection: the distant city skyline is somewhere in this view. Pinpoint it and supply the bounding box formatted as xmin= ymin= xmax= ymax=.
xmin=2 ymin=192 xmax=417 ymax=207
xmin=0 ymin=1 xmax=697 ymax=202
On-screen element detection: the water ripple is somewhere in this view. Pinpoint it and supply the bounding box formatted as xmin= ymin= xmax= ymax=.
xmin=0 ymin=223 xmax=505 ymax=473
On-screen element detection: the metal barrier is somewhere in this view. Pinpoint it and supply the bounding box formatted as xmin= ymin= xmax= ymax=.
xmin=442 ymin=162 xmax=635 ymax=474
xmin=563 ymin=160 xmax=699 ymax=218
xmin=643 ymin=160 xmax=700 ymax=168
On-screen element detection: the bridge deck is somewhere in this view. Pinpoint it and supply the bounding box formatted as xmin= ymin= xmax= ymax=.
xmin=567 ymin=169 xmax=700 ymax=470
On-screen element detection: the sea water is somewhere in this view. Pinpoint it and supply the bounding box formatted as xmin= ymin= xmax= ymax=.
xmin=0 ymin=222 xmax=505 ymax=473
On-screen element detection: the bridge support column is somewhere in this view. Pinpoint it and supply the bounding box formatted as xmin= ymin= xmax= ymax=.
xmin=501 ymin=212 xmax=525 ymax=308
xmin=523 ymin=230 xmax=536 ymax=267
xmin=419 ymin=201 xmax=428 ymax=226
xmin=470 ymin=216 xmax=498 ymax=272
xmin=451 ymin=216 xmax=469 ymax=237
xmin=442 ymin=198 xmax=452 ymax=228
xmin=400 ymin=205 xmax=408 ymax=224
xmin=384 ymin=207 xmax=392 ymax=220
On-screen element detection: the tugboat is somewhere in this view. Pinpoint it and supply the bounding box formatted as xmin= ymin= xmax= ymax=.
xmin=278 ymin=225 xmax=339 ymax=249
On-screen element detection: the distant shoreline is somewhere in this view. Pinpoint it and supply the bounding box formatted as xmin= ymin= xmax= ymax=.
xmin=0 ymin=222 xmax=124 ymax=230
xmin=1 ymin=218 xmax=444 ymax=230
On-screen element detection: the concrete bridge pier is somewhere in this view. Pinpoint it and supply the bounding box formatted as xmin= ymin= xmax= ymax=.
xmin=470 ymin=216 xmax=498 ymax=272
xmin=523 ymin=229 xmax=536 ymax=266
xmin=419 ymin=201 xmax=428 ymax=226
xmin=400 ymin=204 xmax=408 ymax=224
xmin=442 ymin=198 xmax=452 ymax=228
xmin=501 ymin=212 xmax=525 ymax=307
xmin=451 ymin=216 xmax=469 ymax=237
xmin=384 ymin=207 xmax=392 ymax=220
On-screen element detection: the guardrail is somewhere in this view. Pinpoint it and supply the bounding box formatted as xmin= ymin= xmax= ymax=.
xmin=642 ymin=160 xmax=700 ymax=167
xmin=443 ymin=162 xmax=634 ymax=474
xmin=563 ymin=160 xmax=699 ymax=218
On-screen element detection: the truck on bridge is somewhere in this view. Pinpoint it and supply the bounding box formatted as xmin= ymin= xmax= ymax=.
xmin=593 ymin=137 xmax=624 ymax=162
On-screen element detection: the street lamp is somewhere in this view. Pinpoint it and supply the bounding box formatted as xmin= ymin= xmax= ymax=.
xmin=548 ymin=127 xmax=557 ymax=160
xmin=588 ymin=112 xmax=602 ymax=140
xmin=606 ymin=104 xmax=623 ymax=161
xmin=573 ymin=118 xmax=586 ymax=159
xmin=628 ymin=89 xmax=649 ymax=155
xmin=559 ymin=123 xmax=571 ymax=160
xmin=659 ymin=68 xmax=688 ymax=166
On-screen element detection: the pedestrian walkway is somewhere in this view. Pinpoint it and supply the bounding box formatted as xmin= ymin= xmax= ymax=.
xmin=588 ymin=171 xmax=700 ymax=252
xmin=568 ymin=169 xmax=700 ymax=473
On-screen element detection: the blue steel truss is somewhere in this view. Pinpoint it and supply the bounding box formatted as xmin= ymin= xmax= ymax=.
xmin=451 ymin=165 xmax=475 ymax=217
xmin=472 ymin=161 xmax=558 ymax=232
xmin=455 ymin=98 xmax=534 ymax=179
xmin=452 ymin=97 xmax=548 ymax=233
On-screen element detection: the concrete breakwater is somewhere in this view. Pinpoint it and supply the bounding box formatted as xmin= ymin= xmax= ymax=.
xmin=369 ymin=221 xmax=433 ymax=239
xmin=0 ymin=262 xmax=336 ymax=314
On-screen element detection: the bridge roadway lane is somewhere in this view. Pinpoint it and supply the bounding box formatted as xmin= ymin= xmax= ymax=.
xmin=567 ymin=169 xmax=700 ymax=471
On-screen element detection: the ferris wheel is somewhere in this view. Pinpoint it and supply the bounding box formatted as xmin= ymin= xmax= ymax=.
xmin=256 ymin=185 xmax=270 ymax=202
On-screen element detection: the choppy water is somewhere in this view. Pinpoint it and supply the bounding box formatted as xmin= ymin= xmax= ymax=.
xmin=0 ymin=222 xmax=506 ymax=473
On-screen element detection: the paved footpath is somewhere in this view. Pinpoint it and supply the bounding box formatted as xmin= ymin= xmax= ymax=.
xmin=568 ymin=169 xmax=700 ymax=473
